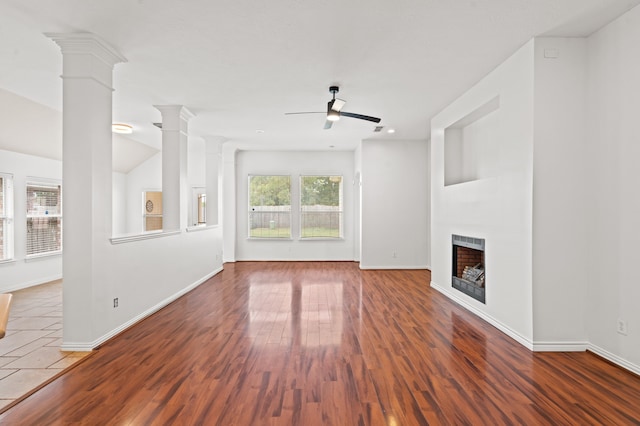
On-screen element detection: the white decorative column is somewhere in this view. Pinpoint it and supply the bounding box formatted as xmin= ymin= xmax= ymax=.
xmin=222 ymin=144 xmax=238 ymax=262
xmin=154 ymin=106 xmax=194 ymax=231
xmin=46 ymin=33 xmax=126 ymax=349
xmin=204 ymin=136 xmax=225 ymax=226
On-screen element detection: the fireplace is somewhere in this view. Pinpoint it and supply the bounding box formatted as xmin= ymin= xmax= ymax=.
xmin=452 ymin=234 xmax=485 ymax=303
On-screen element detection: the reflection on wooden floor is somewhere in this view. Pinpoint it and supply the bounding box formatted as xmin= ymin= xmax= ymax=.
xmin=1 ymin=262 xmax=639 ymax=424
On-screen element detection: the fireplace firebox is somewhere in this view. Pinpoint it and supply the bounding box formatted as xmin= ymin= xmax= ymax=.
xmin=452 ymin=234 xmax=485 ymax=303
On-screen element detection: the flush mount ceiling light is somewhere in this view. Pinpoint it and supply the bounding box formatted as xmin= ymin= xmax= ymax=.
xmin=112 ymin=123 xmax=133 ymax=134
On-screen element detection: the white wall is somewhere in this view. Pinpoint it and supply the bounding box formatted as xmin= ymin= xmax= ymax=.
xmin=532 ymin=37 xmax=589 ymax=348
xmin=430 ymin=5 xmax=640 ymax=374
xmin=586 ymin=5 xmax=640 ymax=370
xmin=188 ymin=138 xmax=205 ymax=187
xmin=112 ymin=172 xmax=127 ymax=235
xmin=353 ymin=145 xmax=362 ymax=262
xmin=360 ymin=139 xmax=429 ymax=269
xmin=234 ymin=150 xmax=355 ymax=261
xmin=431 ymin=41 xmax=535 ymax=346
xmin=66 ymin=130 xmax=223 ymax=349
xmin=84 ymin=226 xmax=223 ymax=348
xmin=0 ymin=149 xmax=62 ymax=292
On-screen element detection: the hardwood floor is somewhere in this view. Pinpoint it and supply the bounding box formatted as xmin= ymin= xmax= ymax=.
xmin=1 ymin=262 xmax=639 ymax=425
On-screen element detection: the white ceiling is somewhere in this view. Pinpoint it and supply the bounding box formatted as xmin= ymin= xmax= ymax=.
xmin=1 ymin=0 xmax=638 ymax=156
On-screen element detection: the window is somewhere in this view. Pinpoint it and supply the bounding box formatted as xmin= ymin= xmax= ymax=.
xmin=190 ymin=187 xmax=206 ymax=227
xmin=197 ymin=194 xmax=206 ymax=225
xmin=300 ymin=176 xmax=343 ymax=238
xmin=0 ymin=174 xmax=14 ymax=261
xmin=26 ymin=181 xmax=62 ymax=256
xmin=143 ymin=191 xmax=163 ymax=231
xmin=248 ymin=175 xmax=291 ymax=238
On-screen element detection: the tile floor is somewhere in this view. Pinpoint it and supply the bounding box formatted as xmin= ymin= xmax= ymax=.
xmin=0 ymin=280 xmax=89 ymax=411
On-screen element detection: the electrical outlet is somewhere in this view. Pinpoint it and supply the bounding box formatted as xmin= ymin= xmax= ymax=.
xmin=113 ymin=298 xmax=119 ymax=308
xmin=617 ymin=319 xmax=628 ymax=336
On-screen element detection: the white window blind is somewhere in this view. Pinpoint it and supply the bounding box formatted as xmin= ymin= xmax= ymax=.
xmin=26 ymin=181 xmax=62 ymax=256
xmin=0 ymin=174 xmax=14 ymax=260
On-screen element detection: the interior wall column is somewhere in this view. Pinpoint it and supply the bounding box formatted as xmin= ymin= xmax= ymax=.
xmin=154 ymin=106 xmax=194 ymax=231
xmin=46 ymin=33 xmax=126 ymax=348
xmin=222 ymin=144 xmax=238 ymax=262
xmin=204 ymin=136 xmax=225 ymax=226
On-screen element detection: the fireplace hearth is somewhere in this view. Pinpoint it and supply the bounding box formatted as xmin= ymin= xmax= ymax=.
xmin=452 ymin=235 xmax=485 ymax=303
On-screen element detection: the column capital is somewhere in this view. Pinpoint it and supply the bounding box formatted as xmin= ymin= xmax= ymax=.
xmin=46 ymin=32 xmax=127 ymax=67
xmin=153 ymin=105 xmax=195 ymax=133
xmin=46 ymin=32 xmax=126 ymax=90
xmin=203 ymin=135 xmax=227 ymax=154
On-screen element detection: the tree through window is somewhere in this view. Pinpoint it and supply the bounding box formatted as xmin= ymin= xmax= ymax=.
xmin=300 ymin=176 xmax=343 ymax=238
xmin=248 ymin=176 xmax=291 ymax=238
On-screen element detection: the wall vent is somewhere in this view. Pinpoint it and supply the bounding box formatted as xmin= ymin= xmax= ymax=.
xmin=373 ymin=126 xmax=384 ymax=132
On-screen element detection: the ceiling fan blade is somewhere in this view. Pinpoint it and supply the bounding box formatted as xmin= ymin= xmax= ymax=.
xmin=340 ymin=111 xmax=381 ymax=123
xmin=332 ymin=98 xmax=346 ymax=112
xmin=324 ymin=120 xmax=333 ymax=130
xmin=285 ymin=111 xmax=324 ymax=115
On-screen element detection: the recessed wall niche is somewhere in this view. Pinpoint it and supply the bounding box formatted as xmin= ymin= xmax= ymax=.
xmin=444 ymin=96 xmax=500 ymax=186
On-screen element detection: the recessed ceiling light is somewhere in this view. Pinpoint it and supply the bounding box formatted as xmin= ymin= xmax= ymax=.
xmin=112 ymin=123 xmax=133 ymax=134
xmin=255 ymin=129 xmax=265 ymax=133
xmin=387 ymin=128 xmax=396 ymax=134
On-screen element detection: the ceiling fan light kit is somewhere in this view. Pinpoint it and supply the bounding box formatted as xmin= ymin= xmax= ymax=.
xmin=286 ymin=86 xmax=381 ymax=129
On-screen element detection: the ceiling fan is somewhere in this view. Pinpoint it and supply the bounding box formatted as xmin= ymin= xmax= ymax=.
xmin=285 ymin=86 xmax=381 ymax=129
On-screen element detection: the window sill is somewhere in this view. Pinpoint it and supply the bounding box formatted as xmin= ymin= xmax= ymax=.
xmin=299 ymin=237 xmax=345 ymax=241
xmin=25 ymin=251 xmax=62 ymax=262
xmin=186 ymin=224 xmax=219 ymax=232
xmin=247 ymin=237 xmax=294 ymax=241
xmin=0 ymin=259 xmax=16 ymax=265
xmin=110 ymin=230 xmax=181 ymax=245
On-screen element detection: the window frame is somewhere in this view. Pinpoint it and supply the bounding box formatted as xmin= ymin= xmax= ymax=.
xmin=248 ymin=175 xmax=292 ymax=239
xmin=299 ymin=175 xmax=344 ymax=240
xmin=0 ymin=173 xmax=14 ymax=262
xmin=190 ymin=187 xmax=206 ymax=227
xmin=25 ymin=179 xmax=62 ymax=258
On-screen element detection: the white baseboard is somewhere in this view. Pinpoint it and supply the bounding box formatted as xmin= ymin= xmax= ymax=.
xmin=359 ymin=264 xmax=429 ymax=270
xmin=1 ymin=274 xmax=63 ymax=294
xmin=532 ymin=341 xmax=589 ymax=352
xmin=588 ymin=343 xmax=640 ymax=376
xmin=430 ymin=280 xmax=534 ymax=350
xmin=61 ymin=266 xmax=224 ymax=352
xmin=431 ymin=281 xmax=640 ymax=376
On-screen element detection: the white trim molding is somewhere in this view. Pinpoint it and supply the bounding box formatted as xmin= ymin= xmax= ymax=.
xmin=360 ymin=264 xmax=430 ymax=270
xmin=431 ymin=280 xmax=640 ymax=376
xmin=110 ymin=230 xmax=181 ymax=245
xmin=532 ymin=341 xmax=589 ymax=352
xmin=60 ymin=266 xmax=223 ymax=352
xmin=588 ymin=344 xmax=640 ymax=376
xmin=430 ymin=280 xmax=534 ymax=350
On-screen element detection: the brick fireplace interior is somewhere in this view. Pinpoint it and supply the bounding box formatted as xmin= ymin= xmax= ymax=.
xmin=451 ymin=235 xmax=485 ymax=303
